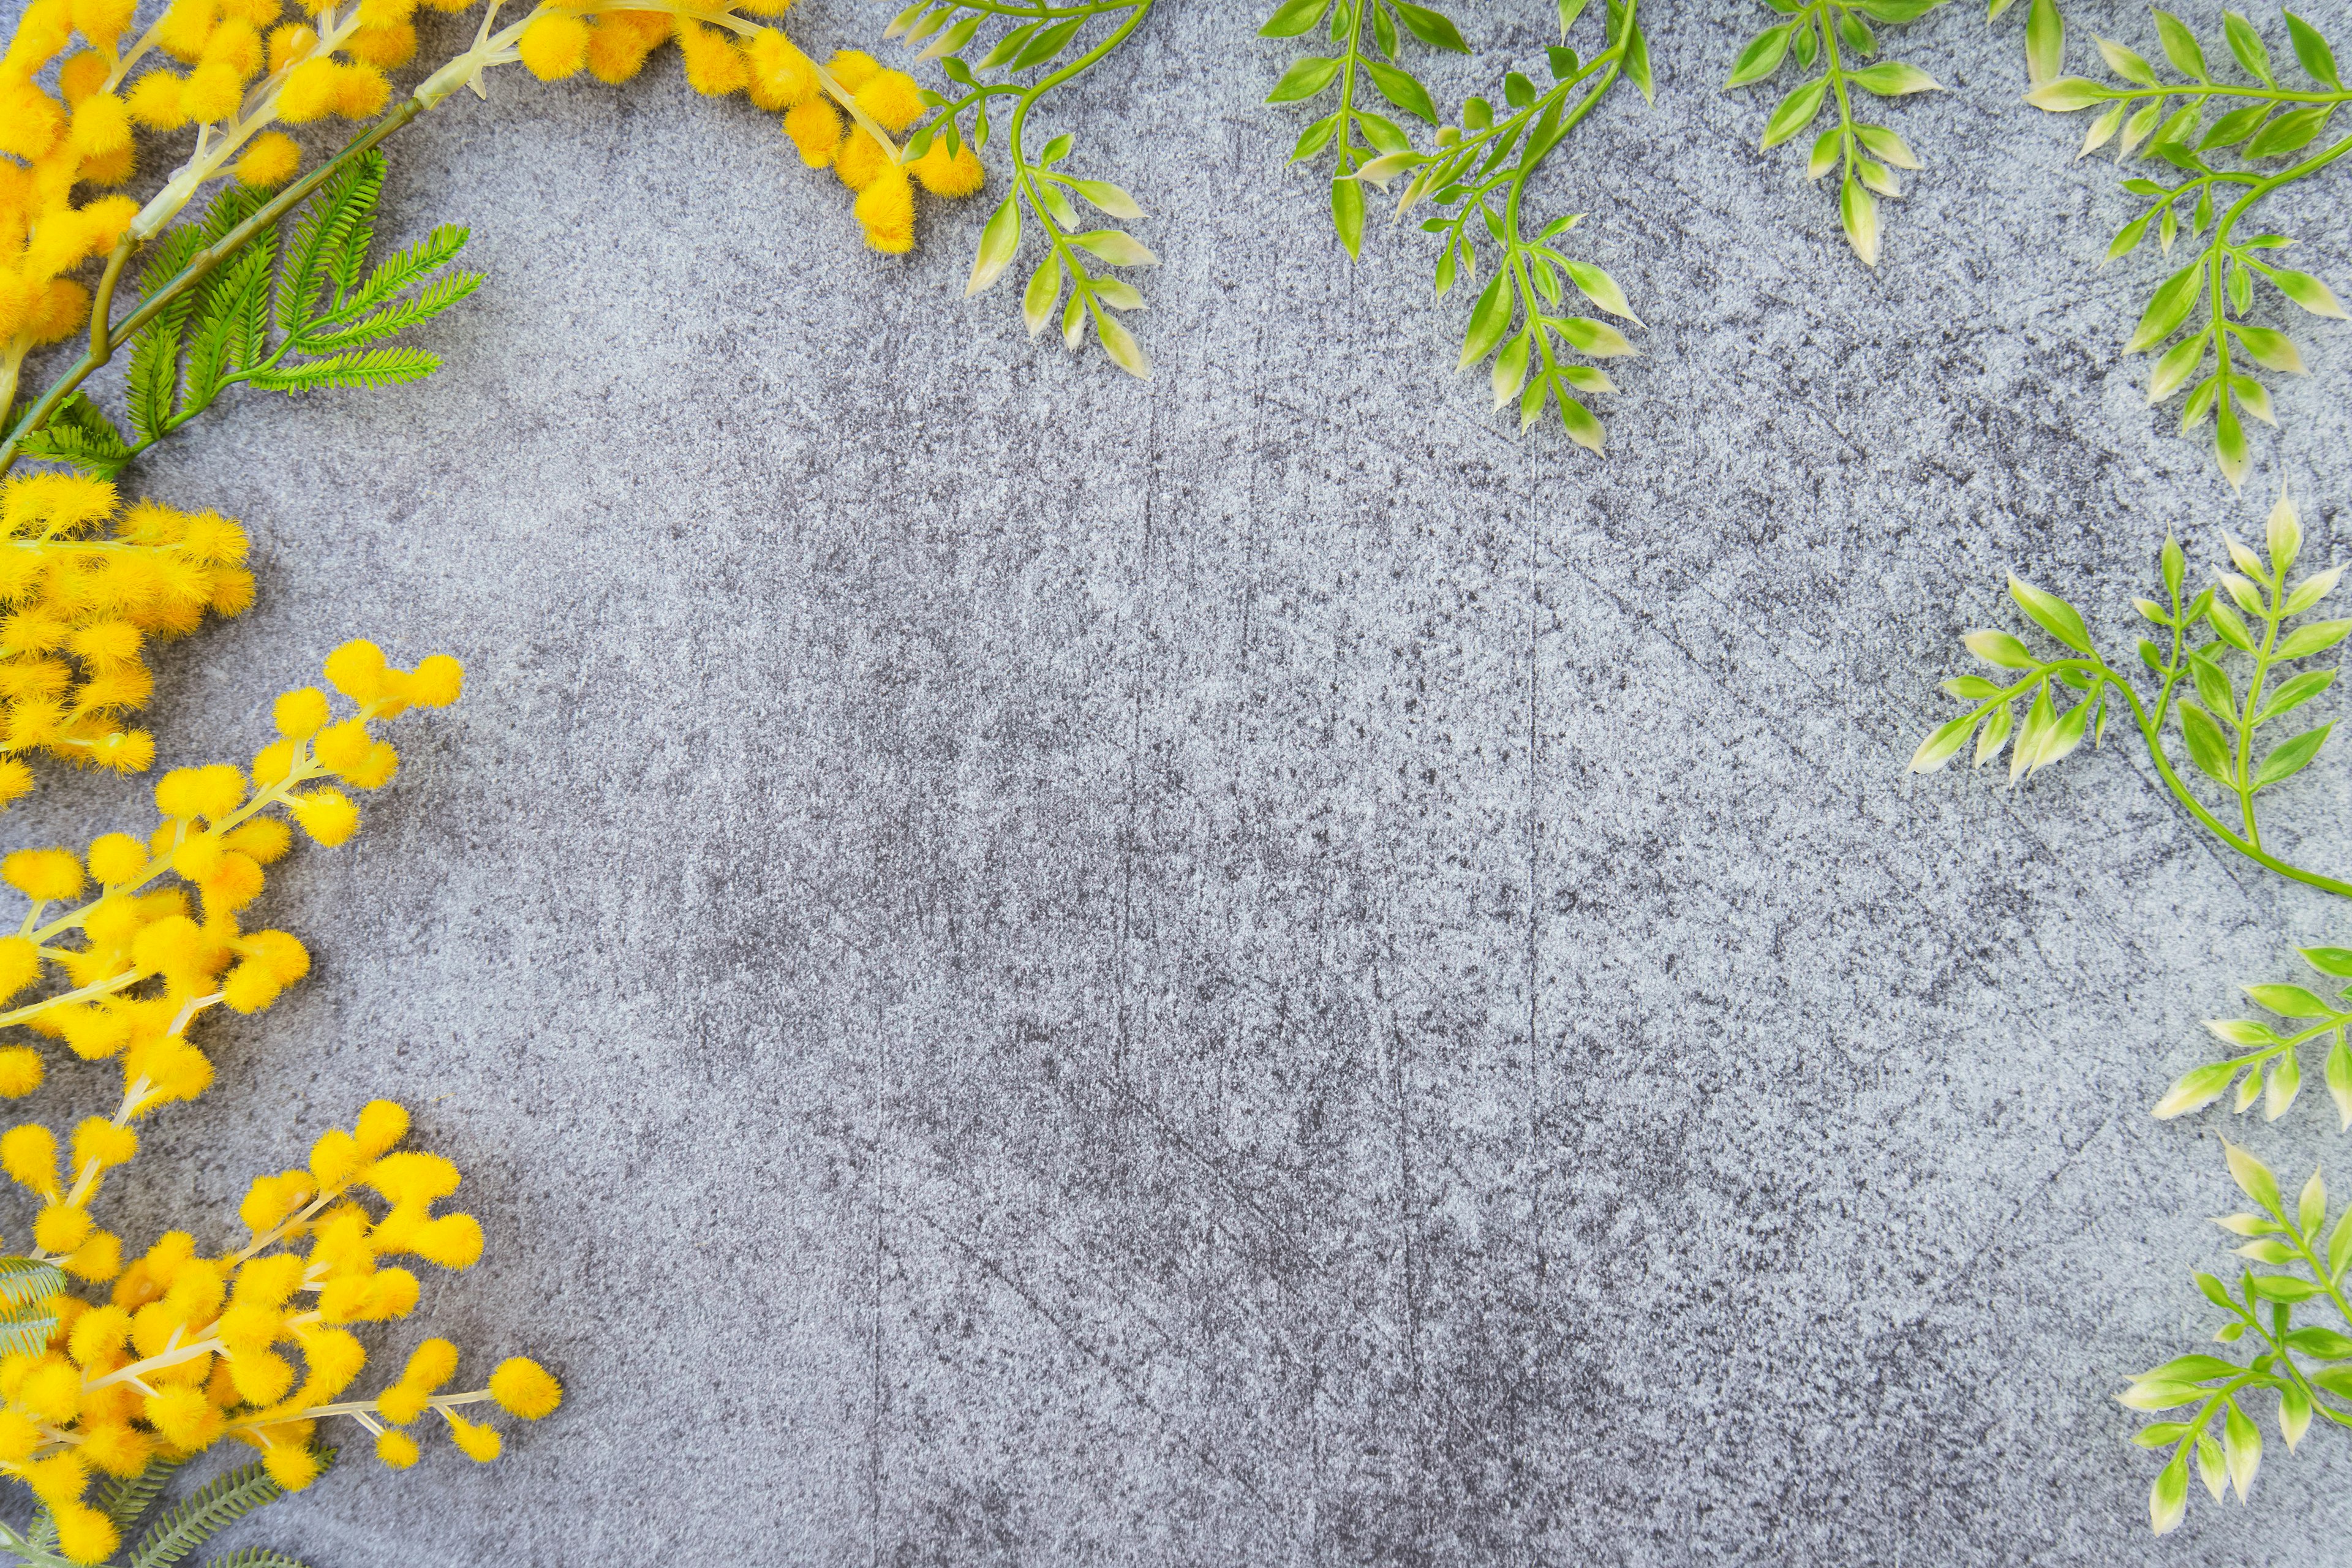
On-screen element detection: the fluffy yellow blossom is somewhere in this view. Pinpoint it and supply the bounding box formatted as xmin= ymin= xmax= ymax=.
xmin=0 ymin=472 xmax=253 ymax=806
xmin=0 ymin=0 xmax=432 ymax=415
xmin=510 ymin=11 xmax=978 ymax=254
xmin=0 ymin=638 xmax=459 ymax=1113
xmin=0 ymin=1099 xmax=557 ymax=1561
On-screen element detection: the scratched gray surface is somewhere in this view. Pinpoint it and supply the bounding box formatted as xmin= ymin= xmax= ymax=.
xmin=7 ymin=0 xmax=2352 ymax=1562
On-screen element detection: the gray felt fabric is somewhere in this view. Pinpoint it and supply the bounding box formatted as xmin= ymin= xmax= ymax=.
xmin=9 ymin=0 xmax=2352 ymax=1562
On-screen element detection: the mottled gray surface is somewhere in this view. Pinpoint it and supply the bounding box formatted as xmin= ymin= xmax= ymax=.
xmin=9 ymin=0 xmax=2352 ymax=1562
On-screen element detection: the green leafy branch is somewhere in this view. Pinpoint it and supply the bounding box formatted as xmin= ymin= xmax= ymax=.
xmin=1910 ymin=496 xmax=2350 ymax=897
xmin=2119 ymin=1144 xmax=2352 ymax=1534
xmin=15 ymin=150 xmax=478 ymax=483
xmin=888 ymin=0 xmax=1159 ymax=377
xmin=1726 ymin=0 xmax=1947 ymax=265
xmin=0 ymin=1451 xmax=325 ymax=1568
xmin=2027 ymin=7 xmax=2351 ymax=486
xmin=1352 ymin=0 xmax=1648 ymax=450
xmin=1990 ymin=0 xmax=2066 ymax=86
xmin=2155 ymin=944 xmax=2352 ymax=1125
xmin=1259 ymin=0 xmax=1469 ymax=257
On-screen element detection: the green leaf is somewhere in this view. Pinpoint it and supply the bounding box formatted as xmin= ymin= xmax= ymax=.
xmin=2285 ymin=10 xmax=2342 ymax=86
xmin=0 ymin=1257 xmax=62 ymax=1313
xmin=1909 ymin=714 xmax=1975 ymax=772
xmin=2227 ymin=1141 xmax=2286 ymax=1215
xmin=2025 ymin=0 xmax=2064 ymax=84
xmin=2248 ymin=982 xmax=2339 ymax=1017
xmin=1093 ymin=309 xmax=1152 ymax=380
xmin=2254 ymin=263 xmax=2350 ymax=319
xmin=2025 ymin=76 xmax=2109 ymax=110
xmin=1726 ymin=23 xmax=1793 ymax=88
xmin=1330 ymin=175 xmax=1365 ymax=258
xmin=2095 ymin=35 xmax=2160 ymax=85
xmin=2302 ymin=947 xmax=2352 ymax=978
xmin=2007 ymin=575 xmax=2094 ymax=653
xmin=1556 ymin=391 xmax=1605 ymax=454
xmin=1020 ymin=253 xmax=1062 ymax=337
xmin=1760 ymin=77 xmax=1829 ymax=148
xmin=2276 ymin=618 xmax=2352 ymax=658
xmin=2152 ymin=10 xmax=2211 ymax=78
xmin=1362 ymin=58 xmax=1438 ymax=121
xmin=2257 ymin=668 xmax=2335 ymax=722
xmin=2154 ymin=1059 xmax=2242 ymax=1118
xmin=2244 ymin=105 xmax=2331 ymax=158
xmin=276 ymin=149 xmax=385 ymax=339
xmin=1457 ymin=273 xmax=1512 ymax=368
xmin=2254 ymin=724 xmax=2332 ymax=788
xmin=1011 ymin=18 xmax=1082 ymax=69
xmin=1622 ymin=15 xmax=1654 ymax=102
xmin=966 ymin=193 xmax=1021 ymax=296
xmin=2180 ymin=702 xmax=2237 ymax=786
xmin=13 ymin=392 xmax=131 ymax=480
xmin=2127 ymin=260 xmax=2209 ymax=353
xmin=1392 ymin=1 xmax=1468 ymax=52
xmin=1259 ymin=0 xmax=1332 ymax=37
xmin=129 ymin=1455 xmax=303 ymax=1568
xmin=1266 ymin=54 xmax=1343 ymax=103
xmin=2286 ymin=1325 xmax=2352 ymax=1358
xmin=2249 ymin=1272 xmax=2323 ymax=1301
xmin=2225 ymin=10 xmax=2276 ymax=83
xmin=247 ymin=347 xmax=440 ymax=393
xmin=1849 ymin=61 xmax=1940 ymax=94
xmin=96 ymin=1458 xmax=184 ymax=1532
xmin=2142 ymin=1354 xmax=2250 ymax=1382
xmin=1070 ymin=230 xmax=1158 ymax=268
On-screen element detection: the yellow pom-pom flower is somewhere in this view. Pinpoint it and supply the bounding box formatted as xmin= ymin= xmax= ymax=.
xmin=236 ymin=130 xmax=299 ymax=188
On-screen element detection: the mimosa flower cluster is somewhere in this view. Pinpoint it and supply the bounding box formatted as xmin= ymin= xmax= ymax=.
xmin=515 ymin=7 xmax=984 ymax=252
xmin=0 ymin=0 xmax=442 ymax=394
xmin=0 ymin=1099 xmax=559 ymax=1563
xmin=0 ymin=475 xmax=254 ymax=807
xmin=0 ymin=636 xmax=559 ymax=1562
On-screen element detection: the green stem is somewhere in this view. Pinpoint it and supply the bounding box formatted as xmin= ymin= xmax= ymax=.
xmin=0 ymin=97 xmax=426 ymax=481
xmin=1816 ymin=0 xmax=1857 ymax=185
xmin=1334 ymin=0 xmax=1368 ymax=177
xmin=1006 ymin=1 xmax=1153 ymax=326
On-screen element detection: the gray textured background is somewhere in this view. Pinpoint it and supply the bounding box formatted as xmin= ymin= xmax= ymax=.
xmin=8 ymin=0 xmax=2352 ymax=1561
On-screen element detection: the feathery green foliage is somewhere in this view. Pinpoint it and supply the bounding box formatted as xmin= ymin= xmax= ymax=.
xmin=0 ymin=1257 xmax=61 ymax=1360
xmin=890 ymin=0 xmax=1159 ymax=378
xmin=1349 ymin=0 xmax=1648 ymax=450
xmin=1 ymin=1455 xmax=325 ymax=1568
xmin=2154 ymin=946 xmax=2352 ymax=1126
xmin=12 ymin=150 xmax=478 ymax=480
xmin=1725 ymin=0 xmax=1947 ymax=265
xmin=1259 ymin=0 xmax=1470 ymax=257
xmin=2120 ymin=1144 xmax=2352 ymax=1534
xmin=2026 ymin=7 xmax=2351 ymax=487
xmin=126 ymin=1459 xmax=293 ymax=1568
xmin=1909 ymin=496 xmax=2349 ymax=895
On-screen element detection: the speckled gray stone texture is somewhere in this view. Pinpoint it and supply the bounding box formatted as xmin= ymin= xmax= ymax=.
xmin=9 ymin=0 xmax=2352 ymax=1562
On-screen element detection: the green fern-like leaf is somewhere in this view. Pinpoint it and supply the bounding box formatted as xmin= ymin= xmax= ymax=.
xmin=322 ymin=223 xmax=470 ymax=322
xmin=98 ymin=1458 xmax=186 ymax=1532
xmin=179 ymin=244 xmax=275 ymax=416
xmin=300 ymin=269 xmax=482 ymax=351
xmin=249 ymin=347 xmax=440 ymax=393
xmin=276 ymin=151 xmax=385 ymax=337
xmin=0 ymin=1256 xmax=66 ymax=1310
xmin=13 ymin=393 xmax=129 ymax=480
xmin=129 ymin=1460 xmax=287 ymax=1568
